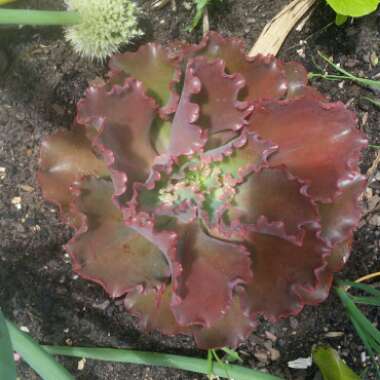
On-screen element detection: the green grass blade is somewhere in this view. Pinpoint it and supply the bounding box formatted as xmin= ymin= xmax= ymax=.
xmin=350 ymin=296 xmax=380 ymax=307
xmin=362 ymin=96 xmax=380 ymax=108
xmin=43 ymin=346 xmax=282 ymax=380
xmin=317 ymin=51 xmax=380 ymax=91
xmin=0 ymin=311 xmax=17 ymax=380
xmin=337 ymin=287 xmax=380 ymax=376
xmin=221 ymin=347 xmax=243 ymax=363
xmin=337 ymin=289 xmax=380 ymax=344
xmin=350 ymin=318 xmax=380 ymax=377
xmin=0 ymin=9 xmax=81 ymax=26
xmin=5 ymin=319 xmax=74 ymax=380
xmin=340 ymin=281 xmax=380 ymax=298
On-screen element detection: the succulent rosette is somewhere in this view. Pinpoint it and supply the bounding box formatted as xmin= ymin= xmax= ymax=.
xmin=39 ymin=32 xmax=367 ymax=349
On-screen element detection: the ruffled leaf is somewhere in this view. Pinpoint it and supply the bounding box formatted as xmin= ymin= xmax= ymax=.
xmin=189 ymin=32 xmax=288 ymax=102
xmin=66 ymin=177 xmax=171 ymax=298
xmin=109 ymin=43 xmax=181 ymax=116
xmin=248 ymin=97 xmax=367 ymax=201
xmin=203 ymin=132 xmax=277 ymax=183
xmin=79 ymin=79 xmax=158 ymax=202
xmin=189 ymin=57 xmax=251 ymax=135
xmin=171 ymin=222 xmax=253 ymax=328
xmin=284 ymin=62 xmax=325 ymax=100
xmin=319 ymin=174 xmax=366 ymax=246
xmin=168 ymin=60 xmax=207 ymax=156
xmin=241 ymin=223 xmax=330 ymax=320
xmin=297 ymin=240 xmax=352 ymax=306
xmin=229 ymin=167 xmax=319 ymax=243
xmin=38 ymin=126 xmax=109 ymax=226
xmin=193 ymin=295 xmax=256 ymax=349
xmin=125 ymin=286 xmax=190 ymax=336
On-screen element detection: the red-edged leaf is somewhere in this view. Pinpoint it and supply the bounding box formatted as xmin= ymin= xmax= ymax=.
xmin=229 ymin=167 xmax=319 ymax=243
xmin=171 ymin=222 xmax=253 ymax=328
xmin=168 ymin=60 xmax=207 ymax=156
xmin=109 ymin=43 xmax=181 ymax=116
xmin=193 ymin=295 xmax=256 ymax=349
xmin=248 ymin=97 xmax=367 ymax=202
xmin=319 ymin=174 xmax=366 ymax=246
xmin=189 ymin=57 xmax=251 ymax=134
xmin=241 ymin=223 xmax=330 ymax=320
xmin=38 ymin=126 xmax=108 ymax=226
xmin=78 ymin=79 xmax=158 ymax=202
xmin=203 ymin=132 xmax=278 ymax=183
xmin=297 ymin=240 xmax=352 ymax=305
xmin=125 ymin=286 xmax=190 ymax=336
xmin=284 ymin=62 xmax=325 ymax=100
xmin=188 ymin=32 xmax=287 ymax=102
xmin=66 ymin=177 xmax=171 ymax=298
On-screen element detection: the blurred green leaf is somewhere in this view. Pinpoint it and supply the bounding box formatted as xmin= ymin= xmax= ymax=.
xmin=187 ymin=0 xmax=223 ymax=31
xmin=326 ymin=0 xmax=379 ymax=18
xmin=309 ymin=52 xmax=380 ymax=93
xmin=312 ymin=345 xmax=360 ymax=380
xmin=336 ymin=285 xmax=380 ymax=376
xmin=5 ymin=319 xmax=74 ymax=380
xmin=0 ymin=310 xmax=16 ymax=380
xmin=221 ymin=348 xmax=243 ymax=364
xmin=335 ymin=14 xmax=348 ymax=26
xmin=362 ymin=96 xmax=380 ymax=109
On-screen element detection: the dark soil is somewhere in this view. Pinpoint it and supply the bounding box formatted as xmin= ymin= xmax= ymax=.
xmin=0 ymin=0 xmax=379 ymax=379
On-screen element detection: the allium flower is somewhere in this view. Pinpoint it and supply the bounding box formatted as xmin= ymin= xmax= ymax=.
xmin=64 ymin=0 xmax=142 ymax=59
xmin=39 ymin=33 xmax=367 ymax=349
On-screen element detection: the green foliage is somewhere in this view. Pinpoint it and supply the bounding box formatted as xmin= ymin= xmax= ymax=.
xmin=312 ymin=345 xmax=360 ymax=380
xmin=45 ymin=345 xmax=282 ymax=380
xmin=326 ymin=0 xmax=379 ymax=25
xmin=0 ymin=310 xmax=16 ymax=380
xmin=188 ymin=0 xmax=223 ymax=31
xmin=309 ymin=51 xmax=380 ymax=91
xmin=0 ymin=313 xmax=281 ymax=380
xmin=336 ymin=281 xmax=380 ymax=377
xmin=5 ymin=317 xmax=74 ymax=380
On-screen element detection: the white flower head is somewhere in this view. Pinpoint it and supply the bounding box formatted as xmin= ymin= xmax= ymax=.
xmin=64 ymin=0 xmax=143 ymax=60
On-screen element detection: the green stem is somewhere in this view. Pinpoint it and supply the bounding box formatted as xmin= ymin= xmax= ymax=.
xmin=0 ymin=9 xmax=81 ymax=26
xmin=43 ymin=346 xmax=282 ymax=380
xmin=5 ymin=319 xmax=74 ymax=380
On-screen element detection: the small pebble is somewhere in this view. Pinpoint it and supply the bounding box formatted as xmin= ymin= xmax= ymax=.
xmin=11 ymin=196 xmax=22 ymax=210
xmin=289 ymin=317 xmax=298 ymax=330
xmin=78 ymin=358 xmax=86 ymax=370
xmin=370 ymin=51 xmax=379 ymax=66
xmin=324 ymin=331 xmax=344 ymax=338
xmin=20 ymin=326 xmax=30 ymax=333
xmin=0 ymin=167 xmax=5 ymax=180
xmin=288 ymin=357 xmax=312 ymax=369
xmin=254 ymin=350 xmax=268 ymax=363
xmin=265 ymin=331 xmax=277 ymax=342
xmin=20 ymin=184 xmax=34 ymax=192
xmin=269 ymin=348 xmax=281 ymax=361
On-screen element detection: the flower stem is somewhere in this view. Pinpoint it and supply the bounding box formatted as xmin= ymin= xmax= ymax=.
xmin=0 ymin=9 xmax=81 ymax=26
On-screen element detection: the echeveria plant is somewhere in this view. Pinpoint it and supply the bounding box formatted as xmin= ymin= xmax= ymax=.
xmin=39 ymin=32 xmax=367 ymax=349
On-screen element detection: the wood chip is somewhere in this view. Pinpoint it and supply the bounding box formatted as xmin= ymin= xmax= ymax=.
xmin=249 ymin=0 xmax=317 ymax=56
